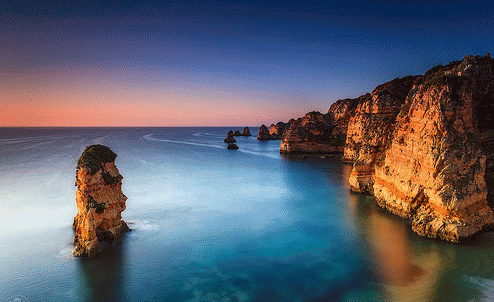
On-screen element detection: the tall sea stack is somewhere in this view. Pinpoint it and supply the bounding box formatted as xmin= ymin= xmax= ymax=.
xmin=72 ymin=145 xmax=129 ymax=258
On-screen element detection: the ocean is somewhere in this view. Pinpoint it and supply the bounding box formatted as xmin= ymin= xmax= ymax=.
xmin=1 ymin=127 xmax=494 ymax=302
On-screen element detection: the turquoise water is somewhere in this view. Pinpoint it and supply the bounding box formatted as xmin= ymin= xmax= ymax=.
xmin=2 ymin=127 xmax=494 ymax=302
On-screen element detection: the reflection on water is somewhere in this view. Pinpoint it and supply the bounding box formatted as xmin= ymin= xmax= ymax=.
xmin=347 ymin=192 xmax=441 ymax=301
xmin=76 ymin=241 xmax=127 ymax=302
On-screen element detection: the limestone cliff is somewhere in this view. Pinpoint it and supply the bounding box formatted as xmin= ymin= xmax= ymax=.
xmin=279 ymin=111 xmax=340 ymax=153
xmin=371 ymin=55 xmax=494 ymax=242
xmin=257 ymin=124 xmax=271 ymax=140
xmin=280 ymin=96 xmax=364 ymax=154
xmin=269 ymin=122 xmax=287 ymax=139
xmin=73 ymin=145 xmax=129 ymax=257
xmin=279 ymin=54 xmax=494 ymax=242
xmin=345 ymin=76 xmax=419 ymax=193
xmin=329 ymin=95 xmax=369 ymax=141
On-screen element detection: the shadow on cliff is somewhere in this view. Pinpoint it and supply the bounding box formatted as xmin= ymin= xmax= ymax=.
xmin=75 ymin=239 xmax=128 ymax=302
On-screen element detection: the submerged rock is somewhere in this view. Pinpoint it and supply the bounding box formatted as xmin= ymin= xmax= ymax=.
xmin=72 ymin=145 xmax=129 ymax=258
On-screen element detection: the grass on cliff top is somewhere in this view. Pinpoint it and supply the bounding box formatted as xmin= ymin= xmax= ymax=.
xmin=77 ymin=145 xmax=117 ymax=175
xmin=422 ymin=60 xmax=462 ymax=89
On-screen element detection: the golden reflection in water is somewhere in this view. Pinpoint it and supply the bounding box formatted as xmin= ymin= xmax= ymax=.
xmin=346 ymin=191 xmax=442 ymax=302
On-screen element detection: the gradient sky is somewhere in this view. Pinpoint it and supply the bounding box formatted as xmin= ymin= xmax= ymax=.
xmin=1 ymin=0 xmax=493 ymax=126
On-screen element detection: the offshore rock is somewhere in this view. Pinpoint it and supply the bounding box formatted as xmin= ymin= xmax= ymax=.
xmin=258 ymin=123 xmax=286 ymax=140
xmin=372 ymin=54 xmax=494 ymax=242
xmin=257 ymin=124 xmax=272 ymax=140
xmin=269 ymin=122 xmax=287 ymax=139
xmin=242 ymin=127 xmax=252 ymax=136
xmin=232 ymin=127 xmax=252 ymax=137
xmin=224 ymin=130 xmax=236 ymax=143
xmin=227 ymin=143 xmax=239 ymax=150
xmin=72 ymin=145 xmax=129 ymax=258
xmin=345 ymin=76 xmax=419 ymax=194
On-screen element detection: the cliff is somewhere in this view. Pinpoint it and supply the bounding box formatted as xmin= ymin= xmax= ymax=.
xmin=267 ymin=122 xmax=286 ymax=139
xmin=370 ymin=55 xmax=494 ymax=241
xmin=257 ymin=124 xmax=271 ymax=140
xmin=279 ymin=54 xmax=494 ymax=242
xmin=279 ymin=96 xmax=364 ymax=154
xmin=258 ymin=122 xmax=288 ymax=140
xmin=345 ymin=76 xmax=419 ymax=193
xmin=72 ymin=145 xmax=129 ymax=257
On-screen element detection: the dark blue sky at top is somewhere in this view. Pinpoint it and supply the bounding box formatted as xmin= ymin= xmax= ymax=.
xmin=1 ymin=0 xmax=493 ymax=125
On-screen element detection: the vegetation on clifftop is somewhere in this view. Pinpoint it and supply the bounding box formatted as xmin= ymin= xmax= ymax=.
xmin=77 ymin=145 xmax=117 ymax=175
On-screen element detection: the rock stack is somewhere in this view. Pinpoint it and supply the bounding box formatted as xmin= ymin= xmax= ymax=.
xmin=242 ymin=127 xmax=251 ymax=136
xmin=232 ymin=127 xmax=252 ymax=137
xmin=72 ymin=145 xmax=129 ymax=258
xmin=257 ymin=124 xmax=271 ymax=140
xmin=224 ymin=130 xmax=236 ymax=143
xmin=257 ymin=123 xmax=288 ymax=140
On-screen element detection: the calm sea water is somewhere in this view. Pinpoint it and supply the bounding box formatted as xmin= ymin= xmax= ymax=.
xmin=2 ymin=127 xmax=494 ymax=302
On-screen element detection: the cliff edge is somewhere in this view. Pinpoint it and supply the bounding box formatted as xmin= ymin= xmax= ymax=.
xmin=345 ymin=76 xmax=419 ymax=192
xmin=280 ymin=54 xmax=494 ymax=242
xmin=279 ymin=95 xmax=366 ymax=154
xmin=370 ymin=55 xmax=494 ymax=241
xmin=72 ymin=145 xmax=129 ymax=257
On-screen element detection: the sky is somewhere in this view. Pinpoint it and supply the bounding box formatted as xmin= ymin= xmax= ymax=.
xmin=1 ymin=0 xmax=493 ymax=127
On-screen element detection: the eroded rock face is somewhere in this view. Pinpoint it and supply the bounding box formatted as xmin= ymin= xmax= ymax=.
xmin=329 ymin=95 xmax=368 ymax=140
xmin=279 ymin=96 xmax=366 ymax=154
xmin=73 ymin=145 xmax=129 ymax=258
xmin=257 ymin=124 xmax=272 ymax=140
xmin=257 ymin=123 xmax=287 ymax=140
xmin=280 ymin=111 xmax=341 ymax=153
xmin=268 ymin=122 xmax=287 ymax=139
xmin=345 ymin=76 xmax=419 ymax=193
xmin=371 ymin=55 xmax=494 ymax=242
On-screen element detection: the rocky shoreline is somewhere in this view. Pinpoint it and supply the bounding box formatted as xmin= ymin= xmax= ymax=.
xmin=276 ymin=54 xmax=494 ymax=242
